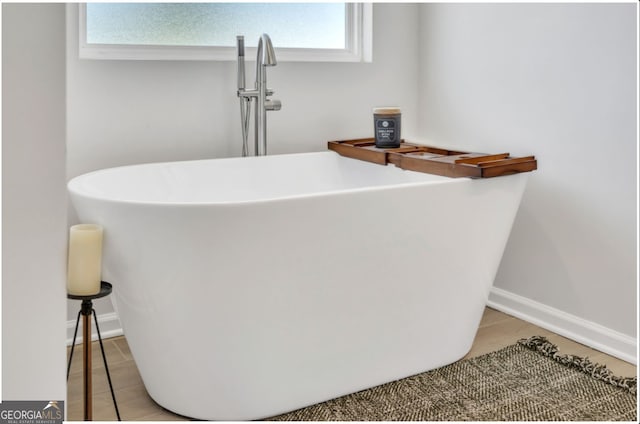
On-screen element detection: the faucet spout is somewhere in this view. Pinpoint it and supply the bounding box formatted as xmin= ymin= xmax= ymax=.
xmin=259 ymin=33 xmax=277 ymax=67
xmin=255 ymin=34 xmax=277 ymax=91
xmin=255 ymin=34 xmax=278 ymax=156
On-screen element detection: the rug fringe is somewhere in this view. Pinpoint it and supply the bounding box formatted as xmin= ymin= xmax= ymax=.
xmin=518 ymin=336 xmax=637 ymax=396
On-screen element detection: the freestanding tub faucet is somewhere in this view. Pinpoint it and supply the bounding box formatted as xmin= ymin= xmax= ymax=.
xmin=237 ymin=34 xmax=281 ymax=156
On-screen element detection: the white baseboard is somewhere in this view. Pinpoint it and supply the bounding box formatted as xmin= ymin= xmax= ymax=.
xmin=488 ymin=287 xmax=637 ymax=365
xmin=66 ymin=312 xmax=123 ymax=346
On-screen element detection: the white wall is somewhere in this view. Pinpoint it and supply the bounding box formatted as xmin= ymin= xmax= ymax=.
xmin=2 ymin=4 xmax=68 ymax=401
xmin=417 ymin=3 xmax=637 ymax=357
xmin=65 ymin=3 xmax=421 ymax=327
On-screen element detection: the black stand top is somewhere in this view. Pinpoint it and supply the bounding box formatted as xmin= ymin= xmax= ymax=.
xmin=67 ymin=281 xmax=112 ymax=301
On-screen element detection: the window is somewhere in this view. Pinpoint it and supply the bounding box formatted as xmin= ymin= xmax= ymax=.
xmin=79 ymin=3 xmax=372 ymax=62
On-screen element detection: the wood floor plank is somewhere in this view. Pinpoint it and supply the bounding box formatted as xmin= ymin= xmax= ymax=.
xmin=464 ymin=315 xmax=555 ymax=359
xmin=67 ymin=338 xmax=127 ymax=376
xmin=477 ymin=307 xmax=513 ymax=328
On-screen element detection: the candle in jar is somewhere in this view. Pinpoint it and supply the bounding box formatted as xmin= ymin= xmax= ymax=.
xmin=67 ymin=224 xmax=103 ymax=295
xmin=373 ymin=107 xmax=402 ymax=148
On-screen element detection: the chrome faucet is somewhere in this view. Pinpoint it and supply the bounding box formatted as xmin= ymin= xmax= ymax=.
xmin=237 ymin=34 xmax=281 ymax=156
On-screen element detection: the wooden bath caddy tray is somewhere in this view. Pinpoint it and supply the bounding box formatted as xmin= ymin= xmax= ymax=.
xmin=328 ymin=138 xmax=537 ymax=178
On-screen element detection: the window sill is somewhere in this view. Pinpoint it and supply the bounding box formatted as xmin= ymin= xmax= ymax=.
xmin=79 ymin=44 xmax=371 ymax=63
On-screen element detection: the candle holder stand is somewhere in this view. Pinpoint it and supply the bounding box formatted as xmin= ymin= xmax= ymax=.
xmin=67 ymin=281 xmax=121 ymax=421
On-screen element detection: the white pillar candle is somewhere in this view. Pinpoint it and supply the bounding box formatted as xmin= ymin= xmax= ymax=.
xmin=67 ymin=224 xmax=103 ymax=296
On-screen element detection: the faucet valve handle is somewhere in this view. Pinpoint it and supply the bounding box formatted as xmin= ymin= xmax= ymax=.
xmin=265 ymin=99 xmax=281 ymax=111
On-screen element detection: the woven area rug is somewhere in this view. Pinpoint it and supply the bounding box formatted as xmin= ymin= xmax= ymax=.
xmin=269 ymin=336 xmax=637 ymax=421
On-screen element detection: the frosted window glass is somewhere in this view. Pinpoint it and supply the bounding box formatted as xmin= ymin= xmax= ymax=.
xmin=86 ymin=3 xmax=346 ymax=49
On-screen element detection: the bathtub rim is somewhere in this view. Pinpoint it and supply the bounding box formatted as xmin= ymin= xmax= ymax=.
xmin=68 ymin=151 xmax=476 ymax=207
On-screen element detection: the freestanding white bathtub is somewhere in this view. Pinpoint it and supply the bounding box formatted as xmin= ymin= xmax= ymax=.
xmin=68 ymin=151 xmax=528 ymax=420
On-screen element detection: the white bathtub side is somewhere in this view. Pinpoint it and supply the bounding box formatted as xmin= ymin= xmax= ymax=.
xmin=69 ymin=168 xmax=528 ymax=420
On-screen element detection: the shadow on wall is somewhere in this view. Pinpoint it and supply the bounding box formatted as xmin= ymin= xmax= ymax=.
xmin=495 ymin=196 xmax=576 ymax=311
xmin=495 ymin=176 xmax=636 ymax=329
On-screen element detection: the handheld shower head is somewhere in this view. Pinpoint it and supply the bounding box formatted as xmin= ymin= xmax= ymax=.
xmin=237 ymin=35 xmax=245 ymax=57
xmin=237 ymin=35 xmax=246 ymax=90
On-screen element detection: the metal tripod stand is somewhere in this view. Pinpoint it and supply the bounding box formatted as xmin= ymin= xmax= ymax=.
xmin=67 ymin=282 xmax=121 ymax=421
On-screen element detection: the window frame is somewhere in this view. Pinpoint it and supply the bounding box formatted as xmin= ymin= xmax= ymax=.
xmin=78 ymin=3 xmax=372 ymax=62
